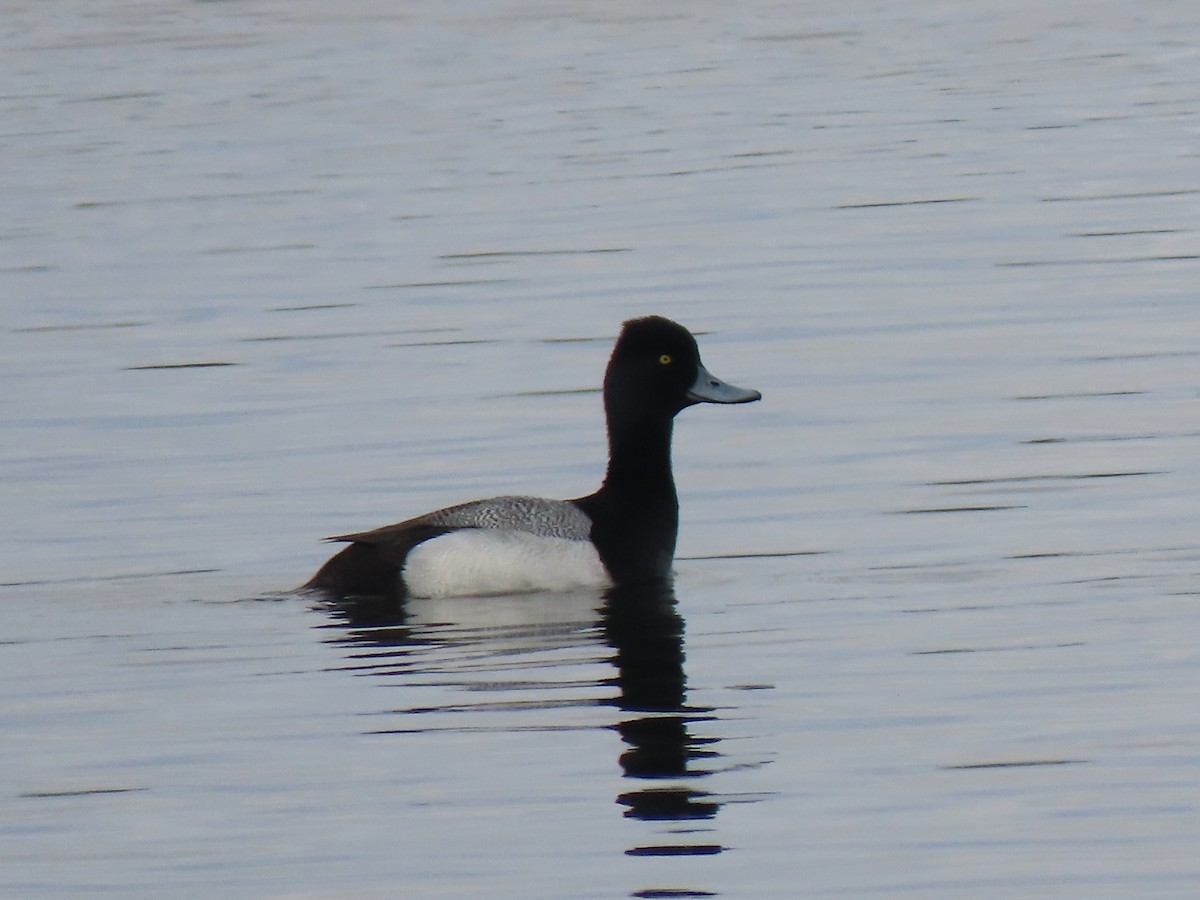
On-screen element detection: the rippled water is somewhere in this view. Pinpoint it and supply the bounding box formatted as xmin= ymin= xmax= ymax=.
xmin=3 ymin=1 xmax=1198 ymax=897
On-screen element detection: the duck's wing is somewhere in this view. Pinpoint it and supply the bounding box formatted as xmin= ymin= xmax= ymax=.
xmin=333 ymin=496 xmax=593 ymax=547
xmin=305 ymin=496 xmax=593 ymax=596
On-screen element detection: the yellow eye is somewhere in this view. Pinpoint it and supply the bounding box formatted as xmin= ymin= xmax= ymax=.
xmin=659 ymin=354 xmax=672 ymax=365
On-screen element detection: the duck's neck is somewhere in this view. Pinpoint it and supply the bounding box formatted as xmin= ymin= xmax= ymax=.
xmin=581 ymin=409 xmax=680 ymax=585
xmin=602 ymin=411 xmax=677 ymax=498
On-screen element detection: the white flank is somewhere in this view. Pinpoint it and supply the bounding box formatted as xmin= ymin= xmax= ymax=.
xmin=401 ymin=530 xmax=613 ymax=599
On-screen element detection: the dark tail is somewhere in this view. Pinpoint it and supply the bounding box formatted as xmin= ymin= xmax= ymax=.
xmin=304 ymin=541 xmax=402 ymax=598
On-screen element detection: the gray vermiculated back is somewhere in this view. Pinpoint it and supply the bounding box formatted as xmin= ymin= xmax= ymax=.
xmin=421 ymin=495 xmax=594 ymax=541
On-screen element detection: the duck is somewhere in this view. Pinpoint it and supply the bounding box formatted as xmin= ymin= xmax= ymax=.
xmin=304 ymin=315 xmax=760 ymax=599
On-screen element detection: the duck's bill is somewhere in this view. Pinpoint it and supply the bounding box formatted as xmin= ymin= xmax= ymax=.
xmin=686 ymin=363 xmax=762 ymax=404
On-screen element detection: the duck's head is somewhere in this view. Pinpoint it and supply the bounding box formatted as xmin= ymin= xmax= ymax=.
xmin=603 ymin=316 xmax=761 ymax=419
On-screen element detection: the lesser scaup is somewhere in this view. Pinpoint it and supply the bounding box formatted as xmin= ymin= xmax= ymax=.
xmin=305 ymin=315 xmax=760 ymax=598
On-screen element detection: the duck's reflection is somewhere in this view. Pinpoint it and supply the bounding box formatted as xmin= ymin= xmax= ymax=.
xmin=602 ymin=582 xmax=723 ymax=827
xmin=314 ymin=580 xmax=726 ymax=838
xmin=320 ymin=590 xmax=407 ymax=629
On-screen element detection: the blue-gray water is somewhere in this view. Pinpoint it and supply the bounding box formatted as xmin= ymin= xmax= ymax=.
xmin=3 ymin=1 xmax=1198 ymax=897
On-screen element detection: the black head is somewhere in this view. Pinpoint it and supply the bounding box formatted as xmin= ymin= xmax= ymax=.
xmin=582 ymin=316 xmax=759 ymax=583
xmin=603 ymin=316 xmax=760 ymax=420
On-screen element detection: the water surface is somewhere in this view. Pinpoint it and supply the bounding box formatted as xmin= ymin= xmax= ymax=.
xmin=3 ymin=1 xmax=1198 ymax=897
